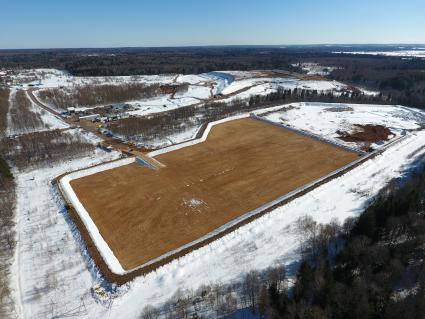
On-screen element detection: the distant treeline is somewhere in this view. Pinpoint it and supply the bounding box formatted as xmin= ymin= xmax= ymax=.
xmin=2 ymin=47 xmax=425 ymax=108
xmin=0 ymin=47 xmax=299 ymax=76
xmin=299 ymin=55 xmax=425 ymax=109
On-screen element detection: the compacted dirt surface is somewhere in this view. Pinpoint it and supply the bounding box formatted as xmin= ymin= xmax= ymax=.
xmin=338 ymin=124 xmax=393 ymax=143
xmin=70 ymin=118 xmax=359 ymax=270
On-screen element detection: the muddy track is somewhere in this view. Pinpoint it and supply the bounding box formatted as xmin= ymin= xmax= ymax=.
xmin=26 ymin=89 xmax=61 ymax=117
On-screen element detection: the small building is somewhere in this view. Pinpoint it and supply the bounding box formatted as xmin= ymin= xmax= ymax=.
xmin=67 ymin=107 xmax=76 ymax=114
xmin=79 ymin=114 xmax=100 ymax=122
xmin=111 ymin=103 xmax=130 ymax=111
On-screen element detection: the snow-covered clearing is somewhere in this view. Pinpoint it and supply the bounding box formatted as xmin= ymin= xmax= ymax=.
xmin=256 ymin=102 xmax=425 ymax=150
xmin=220 ymin=77 xmax=347 ymax=103
xmin=9 ymin=69 xmax=176 ymax=89
xmin=175 ymin=74 xmax=210 ymax=85
xmin=292 ymin=62 xmax=340 ymax=76
xmin=126 ymin=96 xmax=200 ymax=117
xmin=204 ymin=71 xmax=234 ymax=95
xmin=9 ymin=101 xmax=425 ymax=318
xmin=174 ymin=84 xmax=211 ymax=100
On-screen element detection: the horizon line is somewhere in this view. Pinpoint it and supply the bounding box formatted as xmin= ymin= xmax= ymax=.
xmin=1 ymin=43 xmax=425 ymax=51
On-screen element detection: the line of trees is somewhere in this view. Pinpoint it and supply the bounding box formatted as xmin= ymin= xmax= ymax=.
xmin=0 ymin=87 xmax=16 ymax=318
xmin=0 ymin=88 xmax=10 ymax=138
xmin=0 ymin=153 xmax=16 ymax=317
xmin=254 ymin=161 xmax=425 ymax=319
xmin=1 ymin=129 xmax=94 ymax=170
xmin=301 ymin=55 xmax=425 ymax=109
xmin=8 ymin=90 xmax=46 ymax=134
xmin=138 ymin=265 xmax=287 ymax=319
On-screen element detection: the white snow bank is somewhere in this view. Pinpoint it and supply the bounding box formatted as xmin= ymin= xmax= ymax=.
xmin=13 ymin=149 xmax=121 ymax=319
xmin=59 ymin=157 xmax=135 ymax=275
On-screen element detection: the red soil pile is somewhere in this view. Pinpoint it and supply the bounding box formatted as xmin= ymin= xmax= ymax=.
xmin=338 ymin=124 xmax=392 ymax=143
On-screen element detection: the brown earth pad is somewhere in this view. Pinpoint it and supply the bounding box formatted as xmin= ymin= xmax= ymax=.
xmin=325 ymin=107 xmax=354 ymax=112
xmin=70 ymin=118 xmax=359 ymax=271
xmin=338 ymin=124 xmax=393 ymax=143
xmin=301 ymin=75 xmax=327 ymax=81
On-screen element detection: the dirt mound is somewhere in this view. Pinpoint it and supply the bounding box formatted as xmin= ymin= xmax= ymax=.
xmin=302 ymin=75 xmax=327 ymax=81
xmin=338 ymin=124 xmax=393 ymax=143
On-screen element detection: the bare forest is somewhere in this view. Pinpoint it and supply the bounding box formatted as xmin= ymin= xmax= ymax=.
xmin=0 ymin=88 xmax=16 ymax=317
xmin=1 ymin=129 xmax=94 ymax=170
xmin=8 ymin=90 xmax=46 ymax=134
xmin=37 ymin=83 xmax=165 ymax=110
xmin=0 ymin=88 xmax=10 ymax=137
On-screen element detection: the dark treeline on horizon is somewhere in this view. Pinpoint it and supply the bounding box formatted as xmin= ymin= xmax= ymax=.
xmin=1 ymin=46 xmax=425 ymax=109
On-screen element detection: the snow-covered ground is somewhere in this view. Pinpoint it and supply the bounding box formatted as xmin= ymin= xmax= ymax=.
xmin=220 ymin=77 xmax=348 ymax=103
xmin=144 ymin=126 xmax=201 ymax=149
xmin=126 ymin=96 xmax=201 ymax=117
xmin=292 ymin=62 xmax=340 ymax=76
xmin=333 ymin=50 xmax=425 ymax=58
xmin=12 ymin=150 xmax=121 ymax=319
xmin=9 ymin=100 xmax=425 ymax=318
xmin=204 ymin=71 xmax=234 ymax=95
xmin=9 ymin=69 xmax=176 ymax=89
xmin=256 ymin=102 xmax=425 ymax=150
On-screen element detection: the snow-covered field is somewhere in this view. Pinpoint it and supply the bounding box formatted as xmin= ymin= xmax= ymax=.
xmin=256 ymin=102 xmax=425 ymax=150
xmin=220 ymin=77 xmax=348 ymax=103
xmin=333 ymin=50 xmax=425 ymax=58
xmin=126 ymin=96 xmax=201 ymax=117
xmin=222 ymin=77 xmax=346 ymax=96
xmin=9 ymin=98 xmax=425 ymax=318
xmin=292 ymin=62 xmax=340 ymax=76
xmin=9 ymin=69 xmax=176 ymax=89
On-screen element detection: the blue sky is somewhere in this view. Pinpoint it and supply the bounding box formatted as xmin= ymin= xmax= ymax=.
xmin=2 ymin=0 xmax=425 ymax=49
